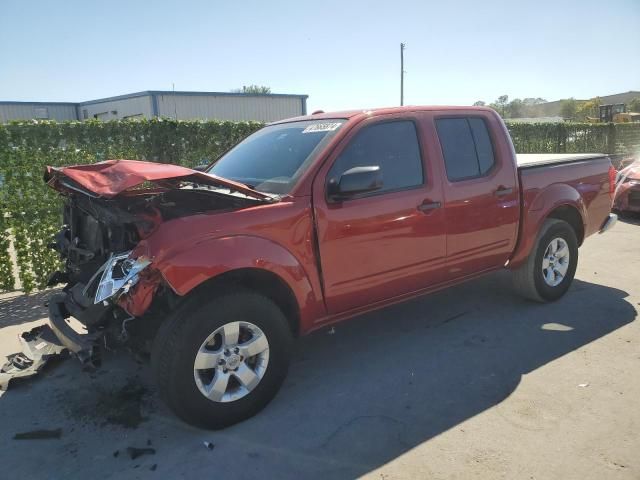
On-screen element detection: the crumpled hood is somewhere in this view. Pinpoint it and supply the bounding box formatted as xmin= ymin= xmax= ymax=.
xmin=44 ymin=159 xmax=272 ymax=201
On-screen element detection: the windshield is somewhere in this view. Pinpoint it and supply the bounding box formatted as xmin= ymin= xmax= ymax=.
xmin=208 ymin=119 xmax=346 ymax=194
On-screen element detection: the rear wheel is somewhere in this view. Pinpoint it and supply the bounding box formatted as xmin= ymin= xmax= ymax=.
xmin=513 ymin=218 xmax=578 ymax=302
xmin=151 ymin=288 xmax=293 ymax=429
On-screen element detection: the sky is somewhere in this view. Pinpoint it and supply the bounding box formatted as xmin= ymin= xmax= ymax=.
xmin=1 ymin=0 xmax=638 ymax=112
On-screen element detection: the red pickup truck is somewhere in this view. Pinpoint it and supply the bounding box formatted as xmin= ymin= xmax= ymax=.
xmin=44 ymin=106 xmax=617 ymax=428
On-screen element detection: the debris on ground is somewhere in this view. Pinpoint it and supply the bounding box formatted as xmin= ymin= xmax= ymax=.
xmin=67 ymin=378 xmax=149 ymax=429
xmin=150 ymin=464 xmax=157 ymax=471
xmin=13 ymin=428 xmax=62 ymax=440
xmin=113 ymin=450 xmax=120 ymax=458
xmin=578 ymin=382 xmax=590 ymax=388
xmin=0 ymin=326 xmax=67 ymax=397
xmin=126 ymin=446 xmax=156 ymax=460
xmin=203 ymin=441 xmax=215 ymax=450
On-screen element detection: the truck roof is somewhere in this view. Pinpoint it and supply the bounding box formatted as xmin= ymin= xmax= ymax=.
xmin=273 ymin=105 xmax=495 ymax=124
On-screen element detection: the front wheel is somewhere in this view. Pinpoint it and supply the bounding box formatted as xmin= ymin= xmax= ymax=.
xmin=151 ymin=289 xmax=293 ymax=429
xmin=512 ymin=218 xmax=578 ymax=302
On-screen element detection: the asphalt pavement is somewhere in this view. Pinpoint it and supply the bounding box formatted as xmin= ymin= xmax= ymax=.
xmin=0 ymin=217 xmax=638 ymax=479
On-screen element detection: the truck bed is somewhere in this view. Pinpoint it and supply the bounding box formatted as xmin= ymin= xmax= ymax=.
xmin=516 ymin=153 xmax=608 ymax=169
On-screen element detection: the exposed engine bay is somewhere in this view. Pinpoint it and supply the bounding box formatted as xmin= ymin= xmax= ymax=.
xmin=44 ymin=169 xmax=269 ymax=363
xmin=50 ymin=187 xmax=259 ymax=288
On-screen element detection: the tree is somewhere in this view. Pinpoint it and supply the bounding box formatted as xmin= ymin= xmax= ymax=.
xmin=628 ymin=97 xmax=640 ymax=113
xmin=521 ymin=97 xmax=547 ymax=117
xmin=473 ymin=100 xmax=486 ymax=106
xmin=231 ymin=85 xmax=272 ymax=94
xmin=507 ymin=98 xmax=524 ymax=118
xmin=490 ymin=95 xmax=509 ymax=117
xmin=559 ymin=98 xmax=578 ymax=120
xmin=522 ymin=97 xmax=547 ymax=106
xmin=576 ymin=97 xmax=601 ymax=121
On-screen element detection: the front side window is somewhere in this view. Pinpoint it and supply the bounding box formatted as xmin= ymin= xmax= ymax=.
xmin=435 ymin=117 xmax=496 ymax=181
xmin=208 ymin=119 xmax=345 ymax=194
xmin=328 ymin=120 xmax=424 ymax=194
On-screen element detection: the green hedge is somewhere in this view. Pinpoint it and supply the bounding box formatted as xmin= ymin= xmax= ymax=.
xmin=506 ymin=122 xmax=640 ymax=155
xmin=1 ymin=119 xmax=639 ymax=293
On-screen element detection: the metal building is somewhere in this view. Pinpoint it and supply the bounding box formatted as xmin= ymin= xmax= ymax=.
xmin=0 ymin=91 xmax=308 ymax=123
xmin=0 ymin=101 xmax=78 ymax=122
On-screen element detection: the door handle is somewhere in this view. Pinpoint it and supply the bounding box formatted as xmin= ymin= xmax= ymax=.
xmin=417 ymin=201 xmax=441 ymax=212
xmin=494 ymin=186 xmax=513 ymax=197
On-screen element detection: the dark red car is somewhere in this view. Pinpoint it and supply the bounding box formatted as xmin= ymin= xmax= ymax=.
xmin=43 ymin=106 xmax=617 ymax=428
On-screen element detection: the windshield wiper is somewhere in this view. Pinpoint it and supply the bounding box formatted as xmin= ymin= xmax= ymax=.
xmin=183 ymin=181 xmax=277 ymax=203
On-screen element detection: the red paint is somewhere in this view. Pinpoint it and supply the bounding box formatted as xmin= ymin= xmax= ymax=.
xmin=311 ymin=111 xmax=448 ymax=313
xmin=45 ymin=159 xmax=271 ymax=200
xmin=130 ymin=198 xmax=327 ymax=327
xmin=613 ymin=159 xmax=640 ymax=213
xmin=509 ymin=157 xmax=613 ymax=268
xmin=428 ymin=110 xmax=520 ymax=278
xmin=118 ymin=270 xmax=162 ymax=317
xmin=53 ymin=106 xmax=614 ymax=334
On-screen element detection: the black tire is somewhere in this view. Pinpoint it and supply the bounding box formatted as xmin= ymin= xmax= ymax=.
xmin=512 ymin=218 xmax=579 ymax=302
xmin=151 ymin=288 xmax=293 ymax=429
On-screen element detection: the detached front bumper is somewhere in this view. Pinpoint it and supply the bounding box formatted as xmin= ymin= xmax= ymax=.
xmin=599 ymin=213 xmax=618 ymax=234
xmin=46 ymin=251 xmax=153 ymax=361
xmin=47 ymin=292 xmax=105 ymax=364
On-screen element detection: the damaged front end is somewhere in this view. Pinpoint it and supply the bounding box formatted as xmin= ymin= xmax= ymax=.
xmin=614 ymin=158 xmax=640 ymax=213
xmin=47 ymin=252 xmax=153 ymax=364
xmin=41 ymin=160 xmax=270 ymax=365
xmin=45 ymin=190 xmax=162 ymax=365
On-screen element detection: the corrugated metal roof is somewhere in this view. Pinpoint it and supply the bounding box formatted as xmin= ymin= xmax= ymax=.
xmin=0 ymin=90 xmax=309 ymax=122
xmin=79 ymin=90 xmax=307 ymax=106
xmin=0 ymin=90 xmax=308 ymax=107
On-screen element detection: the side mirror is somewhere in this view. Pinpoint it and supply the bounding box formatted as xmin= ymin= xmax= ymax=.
xmin=328 ymin=166 xmax=383 ymax=200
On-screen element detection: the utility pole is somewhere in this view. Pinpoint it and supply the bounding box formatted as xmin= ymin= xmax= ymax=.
xmin=400 ymin=43 xmax=406 ymax=106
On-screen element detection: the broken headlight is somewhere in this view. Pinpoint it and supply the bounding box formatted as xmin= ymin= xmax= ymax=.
xmin=89 ymin=252 xmax=151 ymax=304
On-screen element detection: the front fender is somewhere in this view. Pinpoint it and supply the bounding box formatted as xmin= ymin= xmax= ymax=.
xmin=510 ymin=183 xmax=586 ymax=267
xmin=153 ymin=235 xmax=323 ymax=326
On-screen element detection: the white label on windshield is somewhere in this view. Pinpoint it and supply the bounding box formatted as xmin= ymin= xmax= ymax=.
xmin=302 ymin=122 xmax=341 ymax=133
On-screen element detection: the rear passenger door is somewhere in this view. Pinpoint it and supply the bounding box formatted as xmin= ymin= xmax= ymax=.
xmin=434 ymin=114 xmax=519 ymax=278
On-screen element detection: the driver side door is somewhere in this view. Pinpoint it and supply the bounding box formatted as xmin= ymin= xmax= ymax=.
xmin=312 ymin=115 xmax=447 ymax=314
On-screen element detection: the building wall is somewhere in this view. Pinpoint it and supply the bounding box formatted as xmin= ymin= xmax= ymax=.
xmin=79 ymin=94 xmax=153 ymax=121
xmin=155 ymin=93 xmax=304 ymax=122
xmin=1 ymin=91 xmax=308 ymax=123
xmin=0 ymin=103 xmax=77 ymax=122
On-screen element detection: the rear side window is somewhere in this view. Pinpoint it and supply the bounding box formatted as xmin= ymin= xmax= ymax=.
xmin=328 ymin=120 xmax=424 ymax=194
xmin=435 ymin=117 xmax=495 ymax=181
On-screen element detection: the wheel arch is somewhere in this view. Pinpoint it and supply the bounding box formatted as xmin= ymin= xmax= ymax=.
xmin=189 ymin=268 xmax=301 ymax=337
xmin=547 ymin=204 xmax=585 ymax=246
xmin=152 ymin=235 xmax=327 ymax=336
xmin=510 ymin=183 xmax=587 ymax=268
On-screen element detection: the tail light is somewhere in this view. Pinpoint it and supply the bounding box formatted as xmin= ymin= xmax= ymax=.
xmin=608 ymin=165 xmax=616 ymax=200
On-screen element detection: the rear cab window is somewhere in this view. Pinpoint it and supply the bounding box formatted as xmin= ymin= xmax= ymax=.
xmin=435 ymin=117 xmax=496 ymax=181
